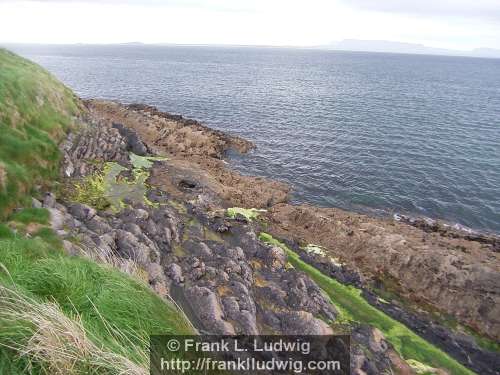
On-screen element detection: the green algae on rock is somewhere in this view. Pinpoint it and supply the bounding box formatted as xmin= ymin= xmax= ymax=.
xmin=258 ymin=232 xmax=475 ymax=375
xmin=70 ymin=153 xmax=167 ymax=212
xmin=226 ymin=207 xmax=267 ymax=221
xmin=129 ymin=153 xmax=167 ymax=170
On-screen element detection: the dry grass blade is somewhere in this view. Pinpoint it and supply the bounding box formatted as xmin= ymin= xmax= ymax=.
xmin=0 ymin=283 xmax=148 ymax=375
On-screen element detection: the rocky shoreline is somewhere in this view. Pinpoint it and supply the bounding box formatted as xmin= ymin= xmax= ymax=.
xmin=43 ymin=99 xmax=499 ymax=374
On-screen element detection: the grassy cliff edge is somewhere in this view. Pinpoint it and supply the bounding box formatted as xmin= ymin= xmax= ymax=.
xmin=0 ymin=49 xmax=193 ymax=374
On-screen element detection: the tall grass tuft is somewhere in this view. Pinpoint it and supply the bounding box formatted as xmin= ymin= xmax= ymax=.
xmin=0 ymin=237 xmax=194 ymax=373
xmin=0 ymin=283 xmax=148 ymax=375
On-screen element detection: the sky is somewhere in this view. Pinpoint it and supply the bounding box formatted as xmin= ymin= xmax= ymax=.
xmin=0 ymin=0 xmax=499 ymax=50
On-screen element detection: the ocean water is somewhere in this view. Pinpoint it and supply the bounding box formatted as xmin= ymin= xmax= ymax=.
xmin=8 ymin=44 xmax=500 ymax=233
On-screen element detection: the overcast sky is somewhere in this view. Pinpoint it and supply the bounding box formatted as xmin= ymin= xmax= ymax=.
xmin=0 ymin=0 xmax=499 ymax=50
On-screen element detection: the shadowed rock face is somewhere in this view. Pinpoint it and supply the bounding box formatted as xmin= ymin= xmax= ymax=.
xmin=266 ymin=203 xmax=500 ymax=342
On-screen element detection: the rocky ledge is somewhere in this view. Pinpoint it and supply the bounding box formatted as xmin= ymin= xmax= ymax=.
xmin=44 ymin=99 xmax=498 ymax=374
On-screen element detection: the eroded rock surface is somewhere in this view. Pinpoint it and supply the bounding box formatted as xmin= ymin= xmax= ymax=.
xmin=84 ymin=100 xmax=290 ymax=208
xmin=266 ymin=203 xmax=500 ymax=343
xmin=52 ymin=100 xmax=500 ymax=375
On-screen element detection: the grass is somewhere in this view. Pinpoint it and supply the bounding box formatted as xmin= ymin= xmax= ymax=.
xmin=0 ymin=236 xmax=194 ymax=374
xmin=258 ymin=232 xmax=475 ymax=375
xmin=0 ymin=48 xmax=80 ymax=219
xmin=10 ymin=208 xmax=50 ymax=225
xmin=0 ymin=224 xmax=15 ymax=239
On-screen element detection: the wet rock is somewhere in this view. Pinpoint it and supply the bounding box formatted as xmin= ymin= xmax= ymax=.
xmin=179 ymin=179 xmax=197 ymax=190
xmin=112 ymin=122 xmax=149 ymax=156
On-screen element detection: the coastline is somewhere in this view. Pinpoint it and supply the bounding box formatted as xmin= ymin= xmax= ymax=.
xmin=2 ymin=44 xmax=498 ymax=375
xmin=85 ymin=99 xmax=500 ymax=330
xmin=54 ymin=100 xmax=500 ymax=374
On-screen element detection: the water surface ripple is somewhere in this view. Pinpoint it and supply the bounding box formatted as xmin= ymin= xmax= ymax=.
xmin=12 ymin=45 xmax=500 ymax=233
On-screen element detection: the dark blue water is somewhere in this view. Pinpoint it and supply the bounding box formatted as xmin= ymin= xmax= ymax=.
xmin=8 ymin=44 xmax=500 ymax=233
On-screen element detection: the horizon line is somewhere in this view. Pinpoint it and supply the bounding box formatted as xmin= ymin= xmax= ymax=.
xmin=2 ymin=41 xmax=500 ymax=60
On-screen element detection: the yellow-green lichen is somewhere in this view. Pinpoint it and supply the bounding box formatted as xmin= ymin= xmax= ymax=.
xmin=70 ymin=153 xmax=165 ymax=212
xmin=406 ymin=359 xmax=438 ymax=374
xmin=226 ymin=207 xmax=266 ymax=221
xmin=129 ymin=153 xmax=167 ymax=169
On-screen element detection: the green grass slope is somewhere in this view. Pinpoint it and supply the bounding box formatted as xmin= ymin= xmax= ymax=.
xmin=0 ymin=49 xmax=194 ymax=374
xmin=0 ymin=48 xmax=79 ymax=217
xmin=0 ymin=235 xmax=193 ymax=374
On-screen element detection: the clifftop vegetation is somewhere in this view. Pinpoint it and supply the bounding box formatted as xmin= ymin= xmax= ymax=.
xmin=0 ymin=49 xmax=79 ymax=217
xmin=0 ymin=49 xmax=193 ymax=374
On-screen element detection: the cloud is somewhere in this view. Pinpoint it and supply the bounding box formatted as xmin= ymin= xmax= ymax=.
xmin=344 ymin=0 xmax=500 ymax=22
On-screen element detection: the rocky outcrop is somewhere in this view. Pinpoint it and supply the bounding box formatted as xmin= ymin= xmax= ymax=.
xmin=296 ymin=243 xmax=500 ymax=374
xmin=50 ymin=108 xmax=413 ymax=374
xmin=86 ymin=100 xmax=253 ymax=158
xmin=351 ymin=325 xmax=416 ymax=375
xmin=51 ymin=100 xmax=500 ymax=374
xmin=267 ymin=203 xmax=500 ymax=343
xmin=84 ymin=100 xmax=290 ymax=209
xmin=60 ymin=119 xmax=129 ymax=178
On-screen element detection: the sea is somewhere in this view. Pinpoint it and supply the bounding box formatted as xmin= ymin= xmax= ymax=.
xmin=7 ymin=44 xmax=500 ymax=233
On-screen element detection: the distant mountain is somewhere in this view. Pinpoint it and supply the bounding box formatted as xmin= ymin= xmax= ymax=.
xmin=318 ymin=39 xmax=500 ymax=59
xmin=470 ymin=48 xmax=500 ymax=58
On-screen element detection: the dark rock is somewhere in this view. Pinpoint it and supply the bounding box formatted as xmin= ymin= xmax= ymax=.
xmin=68 ymin=203 xmax=97 ymax=222
xmin=112 ymin=122 xmax=149 ymax=156
xmin=363 ymin=289 xmax=500 ymax=375
xmin=178 ymin=179 xmax=197 ymax=190
xmin=86 ymin=216 xmax=113 ymax=234
xmin=115 ymin=230 xmax=151 ymax=266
